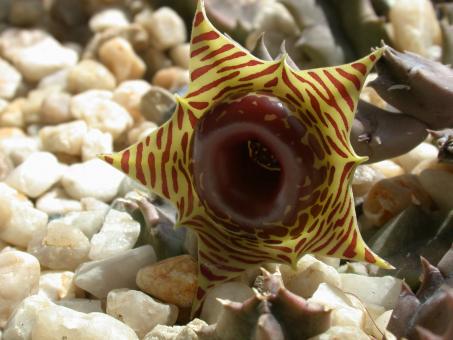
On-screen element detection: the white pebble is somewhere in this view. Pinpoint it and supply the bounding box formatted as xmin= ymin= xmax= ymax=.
xmin=363 ymin=174 xmax=432 ymax=226
xmin=0 ymin=135 xmax=39 ymax=164
xmin=71 ymin=90 xmax=133 ymax=139
xmin=27 ymin=224 xmax=91 ymax=271
xmin=393 ymin=142 xmax=438 ymax=173
xmin=113 ymin=80 xmax=151 ymax=121
xmin=152 ymin=66 xmax=189 ymax=92
xmin=36 ymin=187 xmax=83 ymax=216
xmin=352 ymin=165 xmax=384 ymax=199
xmin=31 ymin=305 xmax=139 ymax=340
xmin=12 ymin=36 xmax=78 ymax=82
xmin=67 ymin=60 xmax=116 ymax=93
xmin=48 ymin=210 xmax=105 ymax=240
xmin=22 ymin=87 xmax=57 ymax=125
xmin=38 ymin=68 xmax=69 ymax=92
xmin=0 ymin=98 xmax=24 ymax=128
xmin=2 ymin=294 xmax=54 ymax=340
xmin=90 ymin=8 xmax=130 ymax=32
xmin=40 ymin=92 xmax=73 ymax=124
xmin=89 ymin=209 xmax=140 ymax=260
xmin=127 ymin=121 xmax=157 ymax=145
xmin=281 ymin=255 xmax=342 ymax=299
xmin=200 ymin=282 xmax=254 ymax=324
xmin=74 ymin=245 xmax=156 ymax=298
xmin=419 ymin=168 xmax=453 ymax=210
xmin=38 ymin=271 xmax=79 ymax=301
xmin=0 ymin=183 xmax=48 ymax=247
xmin=308 ymin=283 xmax=364 ymax=328
xmin=40 ymin=120 xmax=88 ymax=156
xmin=107 ymin=289 xmax=178 ymax=338
xmin=81 ymin=197 xmax=110 ymax=213
xmin=144 ymin=319 xmax=207 ymax=340
xmin=62 ymin=159 xmax=125 ymax=202
xmin=5 ymin=152 xmax=64 ymax=198
xmin=340 ymin=274 xmax=402 ymax=310
xmin=56 ymin=299 xmax=103 ymax=314
xmin=81 ymin=128 xmax=113 ymax=162
xmin=144 ymin=7 xmax=186 ymax=51
xmin=0 ymin=57 xmax=22 ymax=99
xmin=169 ymin=43 xmax=189 ymax=69
xmin=0 ymin=250 xmax=40 ymax=327
xmin=0 ymin=28 xmax=49 ymax=62
xmin=368 ymin=160 xmax=405 ymax=178
xmin=389 ymin=0 xmax=441 ymax=60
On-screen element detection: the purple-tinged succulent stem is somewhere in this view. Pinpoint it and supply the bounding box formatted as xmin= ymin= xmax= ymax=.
xmin=370 ymin=45 xmax=453 ymax=130
xmin=353 ymin=100 xmax=428 ymax=163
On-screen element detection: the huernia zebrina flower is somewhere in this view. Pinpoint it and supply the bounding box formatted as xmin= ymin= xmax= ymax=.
xmin=99 ymin=0 xmax=392 ymax=316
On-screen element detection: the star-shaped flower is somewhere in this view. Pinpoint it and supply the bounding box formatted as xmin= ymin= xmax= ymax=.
xmin=99 ymin=0 xmax=392 ymax=315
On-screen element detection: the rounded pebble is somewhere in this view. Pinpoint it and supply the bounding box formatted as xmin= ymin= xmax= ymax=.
xmin=89 ymin=209 xmax=140 ymax=260
xmin=393 ymin=142 xmax=438 ymax=173
xmin=419 ymin=167 xmax=453 ymax=211
xmin=89 ymin=8 xmax=130 ymax=32
xmin=31 ymin=305 xmax=139 ymax=340
xmin=36 ymin=187 xmax=83 ymax=216
xmin=113 ymin=80 xmax=151 ymax=121
xmin=152 ymin=66 xmax=189 ymax=91
xmin=12 ymin=36 xmax=78 ymax=82
xmin=67 ymin=60 xmax=116 ymax=93
xmin=107 ymin=289 xmax=178 ymax=338
xmin=0 ymin=183 xmax=48 ymax=247
xmin=0 ymin=250 xmax=40 ymax=327
xmin=363 ymin=174 xmax=433 ymax=226
xmin=71 ymin=90 xmax=133 ymax=139
xmin=281 ymin=254 xmax=341 ymax=299
xmin=98 ymin=37 xmax=146 ymax=82
xmin=169 ymin=43 xmax=189 ymax=69
xmin=143 ymin=7 xmax=186 ymax=51
xmin=27 ymin=224 xmax=91 ymax=271
xmin=0 ymin=57 xmax=22 ymax=99
xmin=2 ymin=294 xmax=54 ymax=340
xmin=38 ymin=271 xmax=80 ymax=301
xmin=136 ymin=255 xmax=197 ymax=309
xmin=40 ymin=120 xmax=88 ymax=156
xmin=61 ymin=159 xmax=125 ymax=202
xmin=40 ymin=92 xmax=73 ymax=124
xmin=140 ymin=86 xmax=175 ymax=125
xmin=81 ymin=128 xmax=113 ymax=162
xmin=74 ymin=245 xmax=157 ymax=299
xmin=5 ymin=152 xmax=64 ymax=198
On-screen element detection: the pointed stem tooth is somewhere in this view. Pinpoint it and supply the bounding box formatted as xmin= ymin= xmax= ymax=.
xmin=251 ymin=33 xmax=273 ymax=61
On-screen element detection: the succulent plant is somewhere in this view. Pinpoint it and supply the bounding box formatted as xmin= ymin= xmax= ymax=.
xmin=198 ymin=270 xmax=331 ymax=340
xmin=436 ymin=2 xmax=453 ymax=65
xmin=99 ymin=0 xmax=391 ymax=316
xmin=367 ymin=205 xmax=453 ymax=288
xmin=387 ymin=244 xmax=453 ymax=340
xmin=252 ymin=39 xmax=429 ymax=163
xmin=134 ymin=197 xmax=187 ymax=260
xmin=429 ymin=129 xmax=453 ymax=163
xmin=248 ymin=0 xmax=390 ymax=69
xmin=112 ymin=194 xmax=187 ymax=260
xmin=370 ymin=45 xmax=453 ymax=130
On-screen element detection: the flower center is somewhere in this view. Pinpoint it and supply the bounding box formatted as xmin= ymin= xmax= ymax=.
xmin=191 ymin=93 xmax=312 ymax=229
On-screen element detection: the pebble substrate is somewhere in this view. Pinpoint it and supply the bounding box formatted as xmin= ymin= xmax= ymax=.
xmin=0 ymin=1 xmax=452 ymax=340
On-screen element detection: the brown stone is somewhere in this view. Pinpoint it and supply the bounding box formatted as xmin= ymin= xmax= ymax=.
xmin=136 ymin=255 xmax=197 ymax=308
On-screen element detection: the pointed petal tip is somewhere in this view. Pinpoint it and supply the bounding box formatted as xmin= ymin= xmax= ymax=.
xmin=97 ymin=153 xmax=114 ymax=164
xmin=374 ymin=255 xmax=395 ymax=270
